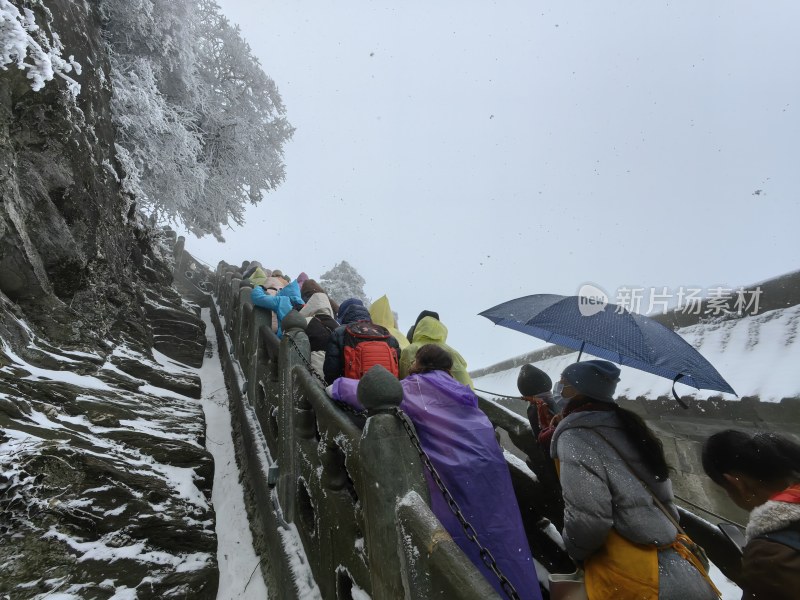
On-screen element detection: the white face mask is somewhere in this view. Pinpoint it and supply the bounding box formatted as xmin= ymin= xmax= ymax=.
xmin=552 ymin=381 xmax=565 ymax=410
xmin=552 ymin=380 xmax=575 ymax=409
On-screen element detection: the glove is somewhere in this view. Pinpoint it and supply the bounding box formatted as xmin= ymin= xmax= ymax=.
xmin=325 ymin=384 xmax=334 ymax=398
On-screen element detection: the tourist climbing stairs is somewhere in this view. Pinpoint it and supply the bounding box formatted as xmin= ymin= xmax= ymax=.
xmin=171 ymin=239 xmax=743 ymax=600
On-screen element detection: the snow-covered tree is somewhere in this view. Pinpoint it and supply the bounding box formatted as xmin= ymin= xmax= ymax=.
xmin=0 ymin=0 xmax=81 ymax=94
xmin=100 ymin=0 xmax=293 ymax=240
xmin=190 ymin=0 xmax=293 ymax=234
xmin=319 ymin=261 xmax=370 ymax=306
xmin=110 ymin=56 xmax=206 ymax=222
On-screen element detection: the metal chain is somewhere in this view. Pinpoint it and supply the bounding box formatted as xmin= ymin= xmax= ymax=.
xmin=286 ymin=335 xmax=366 ymax=417
xmin=332 ymin=399 xmax=368 ymax=417
xmin=287 ymin=334 xmax=329 ymax=387
xmin=473 ymin=387 xmax=524 ymax=401
xmin=393 ymin=408 xmax=522 ymax=600
xmin=287 ymin=334 xmax=519 ymax=597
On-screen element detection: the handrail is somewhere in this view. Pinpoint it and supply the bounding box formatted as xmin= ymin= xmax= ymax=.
xmin=397 ymin=490 xmax=502 ymax=598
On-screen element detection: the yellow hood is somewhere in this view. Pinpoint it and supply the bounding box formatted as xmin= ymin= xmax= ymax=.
xmin=369 ymin=295 xmax=409 ymax=349
xmin=411 ymin=316 xmax=448 ymax=344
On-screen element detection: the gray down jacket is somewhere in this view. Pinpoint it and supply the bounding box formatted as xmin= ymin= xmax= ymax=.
xmin=551 ymin=410 xmax=717 ymax=600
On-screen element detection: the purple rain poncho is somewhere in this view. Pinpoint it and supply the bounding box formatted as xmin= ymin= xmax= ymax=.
xmin=332 ymin=370 xmax=542 ymax=600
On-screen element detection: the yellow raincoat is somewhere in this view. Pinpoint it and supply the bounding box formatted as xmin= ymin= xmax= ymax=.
xmin=248 ymin=267 xmax=269 ymax=288
xmin=400 ymin=316 xmax=473 ymax=388
xmin=369 ymin=295 xmax=409 ymax=349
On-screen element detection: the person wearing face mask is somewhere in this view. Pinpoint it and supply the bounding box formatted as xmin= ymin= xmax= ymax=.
xmin=531 ymin=376 xmax=570 ymax=458
xmin=517 ymin=364 xmax=557 ymax=439
xmin=702 ymin=430 xmax=800 ymax=600
xmin=550 ymin=360 xmax=719 ymax=600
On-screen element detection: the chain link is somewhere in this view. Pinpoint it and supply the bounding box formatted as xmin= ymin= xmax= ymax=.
xmin=287 ymin=334 xmax=329 ymax=387
xmin=287 ymin=334 xmax=519 ymax=598
xmin=287 ymin=335 xmax=367 ymax=417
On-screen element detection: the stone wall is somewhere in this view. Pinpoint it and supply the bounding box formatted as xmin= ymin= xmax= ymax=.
xmin=619 ymin=397 xmax=800 ymax=524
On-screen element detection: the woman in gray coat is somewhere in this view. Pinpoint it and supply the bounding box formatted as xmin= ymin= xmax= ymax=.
xmin=551 ymin=360 xmax=718 ymax=600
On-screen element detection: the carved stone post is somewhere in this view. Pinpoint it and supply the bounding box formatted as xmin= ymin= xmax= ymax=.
xmin=219 ymin=271 xmax=234 ymax=316
xmin=215 ymin=262 xmax=230 ymax=298
xmin=224 ymin=276 xmax=241 ymax=334
xmin=357 ymin=366 xmax=429 ymax=600
xmin=232 ymin=284 xmax=252 ymax=354
xmin=277 ymin=311 xmax=310 ymax=524
xmin=247 ymin=305 xmax=274 ymax=408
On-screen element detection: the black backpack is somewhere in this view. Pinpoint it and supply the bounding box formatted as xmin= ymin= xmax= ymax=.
xmin=307 ymin=313 xmax=338 ymax=351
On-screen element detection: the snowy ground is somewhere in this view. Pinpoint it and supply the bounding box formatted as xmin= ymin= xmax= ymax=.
xmin=198 ymin=309 xmax=269 ymax=599
xmin=708 ymin=563 xmax=740 ymax=600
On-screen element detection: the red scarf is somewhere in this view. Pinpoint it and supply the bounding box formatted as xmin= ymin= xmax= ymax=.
xmin=770 ymin=483 xmax=800 ymax=504
xmin=536 ymin=400 xmax=614 ymax=456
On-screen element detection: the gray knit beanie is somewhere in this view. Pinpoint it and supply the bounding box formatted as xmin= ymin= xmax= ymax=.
xmin=562 ymin=360 xmax=621 ymax=403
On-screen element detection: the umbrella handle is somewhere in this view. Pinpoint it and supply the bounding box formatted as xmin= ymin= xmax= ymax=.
xmin=672 ymin=374 xmax=690 ymax=409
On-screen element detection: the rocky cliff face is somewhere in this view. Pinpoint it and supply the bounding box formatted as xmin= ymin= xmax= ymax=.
xmin=1 ymin=1 xmax=158 ymax=339
xmin=1 ymin=2 xmax=217 ymax=597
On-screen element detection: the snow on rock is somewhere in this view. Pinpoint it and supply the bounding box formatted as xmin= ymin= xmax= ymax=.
xmin=0 ymin=0 xmax=81 ymax=93
xmin=0 ymin=318 xmax=217 ymax=597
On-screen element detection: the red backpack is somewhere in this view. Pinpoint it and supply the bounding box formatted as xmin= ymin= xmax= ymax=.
xmin=342 ymin=321 xmax=399 ymax=379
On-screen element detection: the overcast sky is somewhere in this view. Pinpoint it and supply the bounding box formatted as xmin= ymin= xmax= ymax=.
xmin=184 ymin=0 xmax=800 ymax=374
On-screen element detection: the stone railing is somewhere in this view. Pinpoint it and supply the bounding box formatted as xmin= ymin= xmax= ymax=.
xmin=181 ymin=254 xmax=745 ymax=597
xmin=209 ymin=260 xmax=572 ymax=599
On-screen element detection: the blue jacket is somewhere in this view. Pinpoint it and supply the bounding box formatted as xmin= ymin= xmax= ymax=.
xmin=251 ymin=279 xmax=303 ymax=338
